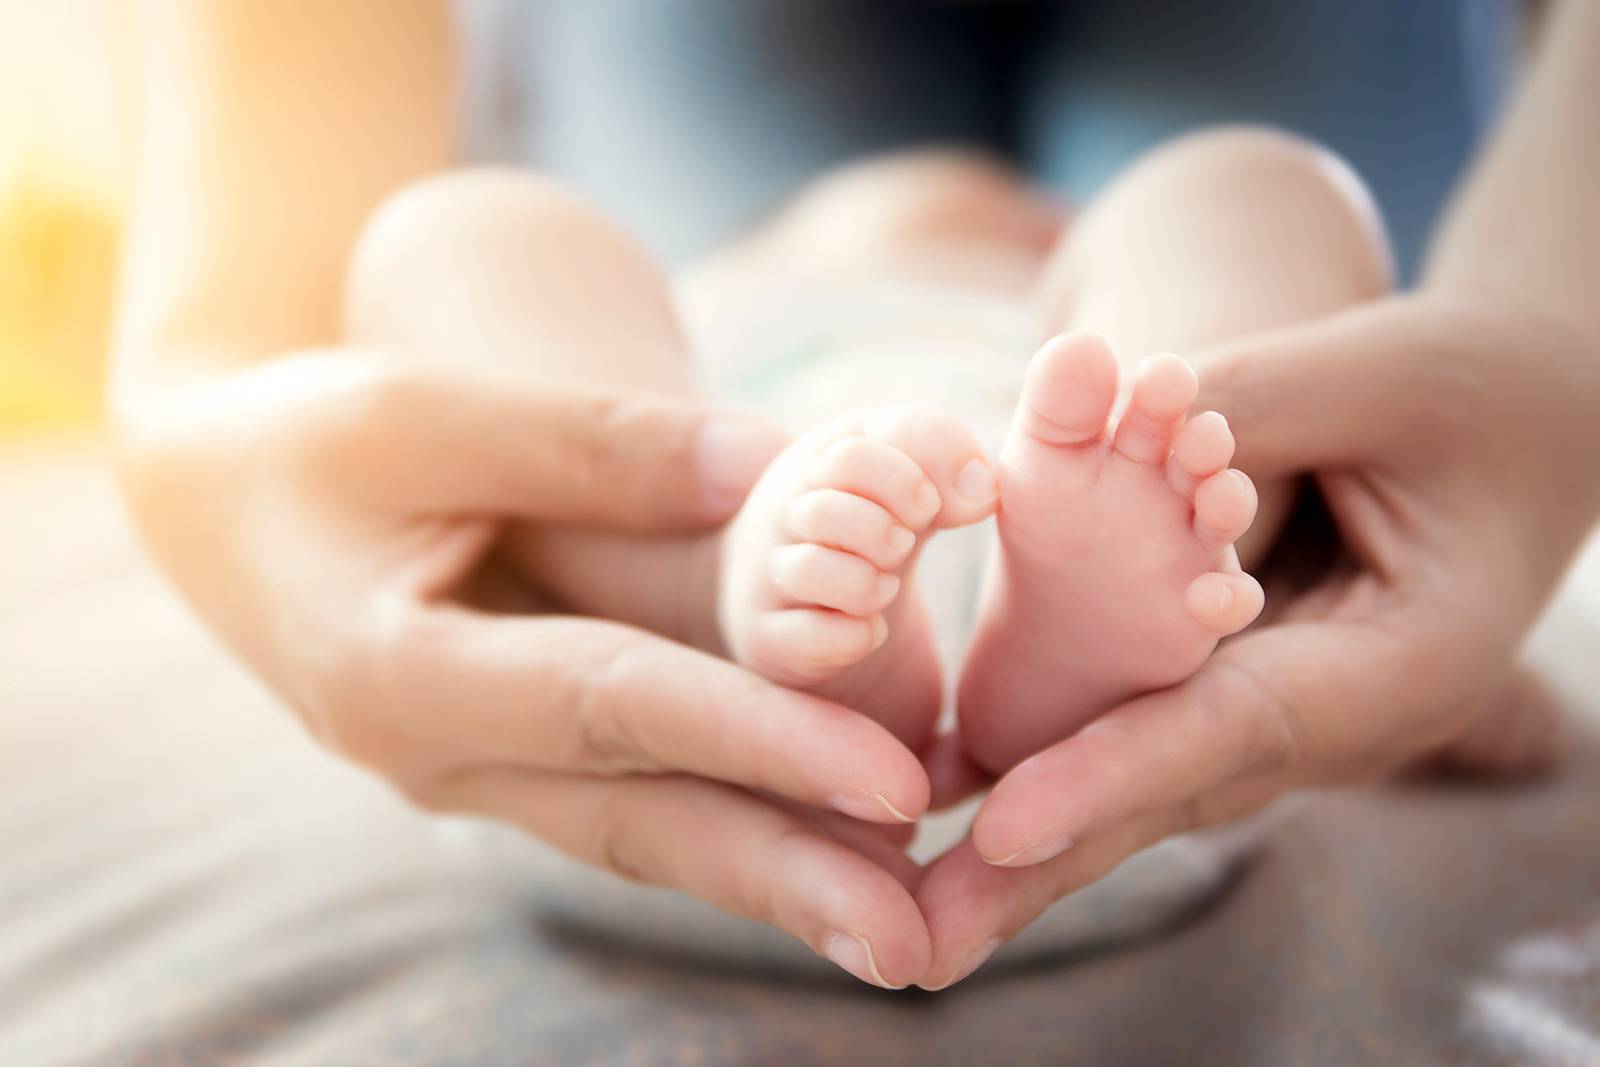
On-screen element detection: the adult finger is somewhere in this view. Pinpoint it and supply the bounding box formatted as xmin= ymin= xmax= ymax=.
xmin=916 ymin=776 xmax=1283 ymax=990
xmin=300 ymin=354 xmax=787 ymax=528
xmin=1417 ymin=667 xmax=1566 ymax=780
xmin=967 ymin=617 xmax=1416 ymax=868
xmin=780 ymin=799 xmax=923 ymax=889
xmin=352 ymin=603 xmax=931 ymax=825
xmin=434 ymin=766 xmax=931 ymax=989
xmin=1194 ymin=301 xmax=1454 ymax=481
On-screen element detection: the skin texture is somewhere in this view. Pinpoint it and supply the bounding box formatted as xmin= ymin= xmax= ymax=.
xmin=916 ymin=294 xmax=1600 ymax=986
xmin=112 ymin=2 xmax=941 ymax=988
xmin=913 ymin=0 xmax=1600 ymax=985
xmin=717 ymin=408 xmax=998 ymax=752
xmin=957 ymin=337 xmax=1262 ymax=776
xmin=113 ymin=0 xmax=1600 ymax=992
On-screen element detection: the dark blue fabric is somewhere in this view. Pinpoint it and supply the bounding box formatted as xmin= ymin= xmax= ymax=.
xmin=485 ymin=1 xmax=1517 ymax=277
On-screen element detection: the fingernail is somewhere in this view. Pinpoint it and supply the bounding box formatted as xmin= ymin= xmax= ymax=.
xmin=830 ymin=791 xmax=915 ymax=824
xmin=923 ymin=937 xmax=1002 ymax=991
xmin=822 ymin=930 xmax=901 ymax=989
xmin=695 ymin=416 xmax=785 ymax=517
xmin=954 ymin=458 xmax=997 ymax=503
xmin=886 ymin=525 xmax=917 ymax=557
xmin=988 ymin=836 xmax=1072 ymax=867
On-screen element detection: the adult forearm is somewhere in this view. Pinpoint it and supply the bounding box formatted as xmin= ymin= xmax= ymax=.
xmin=1425 ymin=0 xmax=1600 ymax=337
xmin=113 ymin=0 xmax=454 ymax=392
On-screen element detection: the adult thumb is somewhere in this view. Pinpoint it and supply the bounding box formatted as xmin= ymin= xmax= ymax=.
xmin=1194 ymin=299 xmax=1446 ymax=481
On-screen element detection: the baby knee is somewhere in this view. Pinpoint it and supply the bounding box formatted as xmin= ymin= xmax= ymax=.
xmin=1139 ymin=126 xmax=1393 ymax=288
xmin=346 ymin=169 xmax=653 ymax=336
xmin=1153 ymin=127 xmax=1371 ymax=213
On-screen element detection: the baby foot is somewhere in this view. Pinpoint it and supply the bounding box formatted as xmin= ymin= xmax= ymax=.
xmin=958 ymin=333 xmax=1264 ymax=774
xmin=720 ymin=409 xmax=998 ymax=753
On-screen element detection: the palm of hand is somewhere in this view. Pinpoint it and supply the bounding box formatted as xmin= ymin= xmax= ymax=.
xmin=901 ymin=294 xmax=1598 ymax=987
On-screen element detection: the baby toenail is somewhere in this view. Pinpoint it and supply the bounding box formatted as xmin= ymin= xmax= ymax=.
xmin=913 ymin=480 xmax=942 ymax=520
xmin=876 ymin=574 xmax=901 ymax=605
xmin=887 ymin=525 xmax=916 ymax=556
xmin=955 ymin=458 xmax=997 ymax=503
xmin=1214 ymin=586 xmax=1235 ymax=614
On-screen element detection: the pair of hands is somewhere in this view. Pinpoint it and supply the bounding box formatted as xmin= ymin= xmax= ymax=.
xmin=115 ymin=291 xmax=1599 ymax=990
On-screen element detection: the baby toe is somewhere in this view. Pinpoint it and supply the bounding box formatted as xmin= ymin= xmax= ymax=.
xmin=1192 ymin=468 xmax=1258 ymax=548
xmin=1113 ymin=352 xmax=1198 ymax=464
xmin=808 ymin=435 xmax=943 ymax=530
xmin=1184 ymin=571 xmax=1265 ymax=636
xmin=746 ymin=610 xmax=889 ymax=686
xmin=861 ymin=408 xmax=997 ymax=528
xmin=787 ymin=489 xmax=916 ymax=570
xmin=1166 ymin=411 xmax=1236 ymax=494
xmin=773 ymin=543 xmax=901 ymax=618
xmin=1013 ymin=333 xmax=1120 ymax=447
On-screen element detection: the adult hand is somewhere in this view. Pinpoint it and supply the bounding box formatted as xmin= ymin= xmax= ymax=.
xmin=912 ymin=293 xmax=1600 ymax=988
xmin=113 ymin=354 xmax=939 ymax=989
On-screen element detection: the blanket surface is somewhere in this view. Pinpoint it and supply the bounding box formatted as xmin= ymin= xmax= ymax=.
xmin=4 ymin=441 xmax=1599 ymax=1067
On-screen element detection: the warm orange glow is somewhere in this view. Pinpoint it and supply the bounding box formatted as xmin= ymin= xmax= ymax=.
xmin=0 ymin=0 xmax=128 ymax=429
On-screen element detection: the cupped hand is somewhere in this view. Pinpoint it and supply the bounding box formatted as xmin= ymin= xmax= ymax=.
xmin=112 ymin=352 xmax=940 ymax=988
xmin=912 ymin=293 xmax=1600 ymax=988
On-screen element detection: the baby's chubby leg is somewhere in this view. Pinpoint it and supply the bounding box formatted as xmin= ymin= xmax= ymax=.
xmin=343 ymin=166 xmax=1001 ymax=753
xmin=1036 ymin=127 xmax=1393 ymax=566
xmin=345 ymin=170 xmax=764 ymax=648
xmin=960 ymin=128 xmax=1394 ymax=774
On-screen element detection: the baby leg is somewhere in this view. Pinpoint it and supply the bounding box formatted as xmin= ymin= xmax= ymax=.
xmin=345 ymin=170 xmax=729 ymax=644
xmin=345 ymin=166 xmax=1001 ymax=752
xmin=959 ymin=127 xmax=1393 ymax=774
xmin=690 ymin=150 xmax=1070 ymax=748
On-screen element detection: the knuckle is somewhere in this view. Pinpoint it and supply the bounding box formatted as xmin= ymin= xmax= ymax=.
xmin=569 ymin=693 xmax=636 ymax=772
xmin=300 ymin=598 xmax=445 ymax=776
xmin=333 ymin=360 xmax=425 ymax=446
xmin=567 ymin=394 xmax=691 ymax=516
xmin=1168 ymin=796 xmax=1205 ymax=837
xmin=290 ymin=357 xmax=428 ymax=488
xmin=1198 ymin=657 xmax=1305 ymax=774
xmin=562 ymin=643 xmax=656 ymax=774
xmin=593 ymin=793 xmax=653 ymax=885
xmin=739 ymin=825 xmax=811 ymax=927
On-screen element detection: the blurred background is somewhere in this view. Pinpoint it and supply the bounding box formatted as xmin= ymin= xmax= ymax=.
xmin=0 ymin=1 xmax=1515 ymax=436
xmin=0 ymin=0 xmax=126 ymax=431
